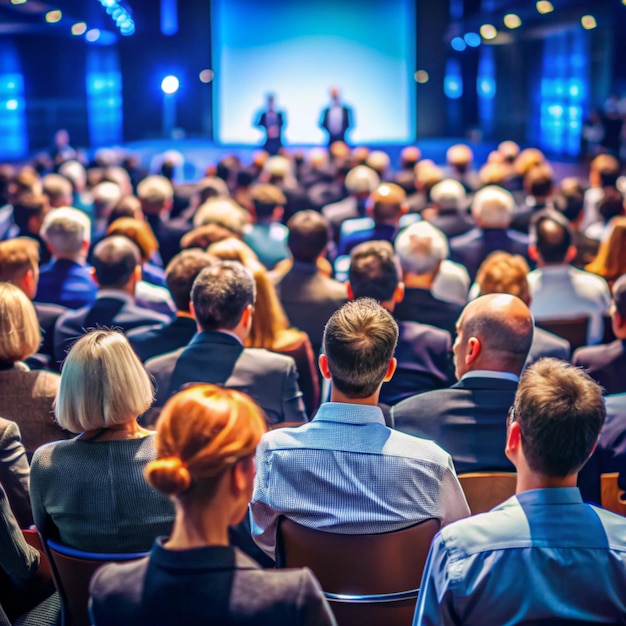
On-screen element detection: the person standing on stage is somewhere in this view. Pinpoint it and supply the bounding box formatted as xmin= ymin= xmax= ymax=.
xmin=319 ymin=87 xmax=354 ymax=146
xmin=255 ymin=94 xmax=285 ymax=156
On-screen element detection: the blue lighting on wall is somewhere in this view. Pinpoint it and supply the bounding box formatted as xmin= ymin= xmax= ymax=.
xmin=161 ymin=0 xmax=178 ymax=36
xmin=99 ymin=0 xmax=135 ymax=36
xmin=0 ymin=42 xmax=27 ymax=159
xmin=444 ymin=58 xmax=463 ymax=99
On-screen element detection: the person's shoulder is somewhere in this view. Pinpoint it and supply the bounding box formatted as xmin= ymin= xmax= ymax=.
xmin=570 ymin=266 xmax=610 ymax=290
xmin=242 ymin=347 xmax=297 ymax=372
xmin=450 ymin=226 xmax=481 ymax=247
xmin=572 ymin=341 xmax=610 ymax=365
xmin=31 ymin=368 xmax=60 ymax=395
xmin=145 ymin=347 xmax=184 ymax=371
xmin=394 ymin=386 xmax=458 ymax=412
xmin=386 ymin=426 xmax=456 ymax=465
xmin=31 ymin=437 xmax=78 ymax=467
xmin=398 ymin=319 xmax=451 ymax=346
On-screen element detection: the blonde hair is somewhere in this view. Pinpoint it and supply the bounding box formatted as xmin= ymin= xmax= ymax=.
xmin=55 ymin=330 xmax=154 ymax=433
xmin=475 ymin=251 xmax=531 ymax=304
xmin=0 ymin=282 xmax=41 ymax=363
xmin=585 ymin=216 xmax=626 ymax=284
xmin=206 ymin=238 xmax=259 ymax=267
xmin=106 ymin=217 xmax=159 ymax=262
xmin=41 ymin=207 xmax=91 ymax=254
xmin=145 ymin=385 xmax=266 ymax=501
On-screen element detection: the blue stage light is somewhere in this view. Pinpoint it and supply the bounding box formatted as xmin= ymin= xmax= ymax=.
xmin=161 ymin=75 xmax=180 ymax=95
xmin=451 ymin=37 xmax=467 ymax=51
xmin=464 ymin=32 xmax=481 ymax=47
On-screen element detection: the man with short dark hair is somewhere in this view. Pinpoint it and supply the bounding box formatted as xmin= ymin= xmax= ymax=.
xmin=127 ymin=249 xmax=217 ymax=362
xmin=146 ymin=261 xmax=307 ymax=427
xmin=250 ymin=298 xmax=469 ymax=561
xmin=414 ymin=359 xmax=626 ymax=625
xmin=53 ymin=235 xmax=168 ymax=363
xmin=393 ymin=293 xmax=534 ymax=474
xmin=527 ymin=210 xmax=611 ymax=345
xmin=347 ymin=241 xmax=453 ymax=405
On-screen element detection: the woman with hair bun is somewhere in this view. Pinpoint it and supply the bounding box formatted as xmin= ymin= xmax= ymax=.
xmin=89 ymin=384 xmax=336 ymax=626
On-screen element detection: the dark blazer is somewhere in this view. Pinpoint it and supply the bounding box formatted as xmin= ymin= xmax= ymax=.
xmin=320 ymin=104 xmax=352 ymax=145
xmin=393 ymin=287 xmax=463 ymax=339
xmin=145 ymin=331 xmax=307 ymax=427
xmin=90 ymin=542 xmax=335 ymax=626
xmin=427 ymin=210 xmax=475 ymax=240
xmin=256 ymin=110 xmax=285 ymax=155
xmin=53 ymin=294 xmax=170 ymax=363
xmin=35 ymin=258 xmax=97 ymax=309
xmin=379 ymin=321 xmax=453 ymax=406
xmin=127 ymin=315 xmax=198 ymax=363
xmin=34 ymin=302 xmax=66 ymax=369
xmin=337 ymin=221 xmax=397 ymax=257
xmin=392 ymin=375 xmax=518 ymax=474
xmin=145 ymin=214 xmax=188 ymax=266
xmin=526 ymin=326 xmax=571 ymax=366
xmin=0 ymin=418 xmax=32 ymax=528
xmin=573 ymin=339 xmax=626 ymax=395
xmin=450 ymin=227 xmax=531 ymax=280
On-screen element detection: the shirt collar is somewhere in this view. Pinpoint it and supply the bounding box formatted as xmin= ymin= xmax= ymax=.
xmin=313 ymin=402 xmax=386 ymax=426
xmin=515 ymin=487 xmax=583 ymax=506
xmin=290 ymin=260 xmax=318 ymax=275
xmin=461 ymin=370 xmax=520 ymax=383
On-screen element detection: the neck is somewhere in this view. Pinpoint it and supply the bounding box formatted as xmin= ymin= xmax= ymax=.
xmin=54 ymin=254 xmax=84 ymax=264
xmin=82 ymin=419 xmax=151 ymax=441
xmin=176 ymin=311 xmax=194 ymax=319
xmin=165 ymin=501 xmax=231 ymax=550
xmin=516 ymin=471 xmax=578 ymax=494
xmin=403 ymin=273 xmax=435 ymax=289
xmin=328 ymin=385 xmax=380 ymax=406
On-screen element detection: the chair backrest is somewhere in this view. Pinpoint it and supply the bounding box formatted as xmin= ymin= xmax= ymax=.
xmin=535 ymin=317 xmax=589 ymax=351
xmin=277 ymin=518 xmax=440 ymax=626
xmin=458 ymin=472 xmax=517 ymax=514
xmin=601 ymin=472 xmax=626 ymax=516
xmin=21 ymin=529 xmax=52 ymax=582
xmin=46 ymin=539 xmax=148 ymax=626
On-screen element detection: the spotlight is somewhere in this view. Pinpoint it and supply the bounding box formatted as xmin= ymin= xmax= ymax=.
xmin=10 ymin=0 xmax=28 ymax=5
xmin=414 ymin=70 xmax=429 ymax=84
xmin=85 ymin=28 xmax=101 ymax=42
xmin=161 ymin=75 xmax=180 ymax=95
xmin=45 ymin=10 xmax=62 ymax=23
xmin=464 ymin=32 xmax=481 ymax=47
xmin=504 ymin=14 xmax=522 ymax=29
xmin=199 ymin=69 xmax=214 ymax=83
xmin=451 ymin=37 xmax=467 ymax=51
xmin=536 ymin=1 xmax=554 ymax=14
xmin=581 ymin=15 xmax=597 ymax=29
xmin=71 ymin=22 xmax=87 ymax=36
xmin=480 ymin=24 xmax=497 ymax=40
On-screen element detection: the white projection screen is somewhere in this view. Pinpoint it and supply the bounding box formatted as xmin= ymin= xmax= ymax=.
xmin=212 ymin=0 xmax=416 ymax=145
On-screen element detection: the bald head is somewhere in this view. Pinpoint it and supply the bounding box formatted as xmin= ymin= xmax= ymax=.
xmin=454 ymin=294 xmax=533 ymax=379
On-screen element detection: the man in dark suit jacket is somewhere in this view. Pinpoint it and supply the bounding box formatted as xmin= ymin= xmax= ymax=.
xmin=573 ymin=274 xmax=626 ymax=395
xmin=347 ymin=241 xmax=453 ymax=406
xmin=54 ymin=236 xmax=169 ymax=363
xmin=128 ymin=249 xmax=216 ymax=362
xmin=450 ymin=185 xmax=531 ymax=280
xmin=393 ymin=221 xmax=463 ymax=338
xmin=146 ymin=261 xmax=307 ymax=427
xmin=392 ymin=294 xmax=534 ymax=474
xmin=255 ymin=94 xmax=285 ymax=156
xmin=319 ymin=87 xmax=353 ymax=146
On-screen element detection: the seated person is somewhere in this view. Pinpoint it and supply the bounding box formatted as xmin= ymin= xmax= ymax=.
xmin=414 ymin=359 xmax=626 ymax=625
xmin=89 ymin=385 xmax=336 ymax=626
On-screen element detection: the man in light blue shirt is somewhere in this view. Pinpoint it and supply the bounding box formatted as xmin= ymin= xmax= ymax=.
xmin=250 ymin=299 xmax=470 ymax=561
xmin=414 ymin=358 xmax=626 ymax=625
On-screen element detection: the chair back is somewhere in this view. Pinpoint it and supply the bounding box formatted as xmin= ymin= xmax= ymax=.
xmin=601 ymin=472 xmax=626 ymax=516
xmin=458 ymin=472 xmax=517 ymax=514
xmin=277 ymin=518 xmax=439 ymax=626
xmin=535 ymin=317 xmax=589 ymax=351
xmin=46 ymin=539 xmax=148 ymax=626
xmin=22 ymin=529 xmax=53 ymax=582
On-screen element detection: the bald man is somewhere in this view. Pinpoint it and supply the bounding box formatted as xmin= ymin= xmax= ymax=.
xmin=337 ymin=182 xmax=409 ymax=256
xmin=392 ymin=294 xmax=534 ymax=474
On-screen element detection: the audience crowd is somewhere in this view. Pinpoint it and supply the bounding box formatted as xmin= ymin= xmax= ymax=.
xmin=0 ymin=139 xmax=625 ymax=624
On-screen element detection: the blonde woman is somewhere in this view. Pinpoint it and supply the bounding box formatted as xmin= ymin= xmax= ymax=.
xmin=30 ymin=330 xmax=175 ymax=552
xmin=90 ymin=385 xmax=335 ymax=625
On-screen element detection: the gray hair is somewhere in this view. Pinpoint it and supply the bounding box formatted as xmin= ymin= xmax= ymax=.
xmin=394 ymin=221 xmax=449 ymax=275
xmin=471 ymin=185 xmax=515 ymax=227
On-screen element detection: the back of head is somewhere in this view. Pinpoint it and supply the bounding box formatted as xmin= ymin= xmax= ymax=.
xmin=92 ymin=181 xmax=123 ymax=218
xmin=107 ymin=195 xmax=143 ymax=226
xmin=195 ymin=176 xmax=230 ymax=205
xmin=11 ymin=191 xmax=48 ymax=233
xmin=498 ymin=140 xmax=520 ymax=164
xmin=598 ymin=187 xmax=625 ymax=224
xmin=145 ymin=385 xmax=266 ymax=503
xmin=532 ymin=210 xmax=573 ymax=265
xmin=106 ymin=217 xmax=158 ymax=263
xmin=250 ymin=184 xmax=286 ymax=220
xmin=0 ymin=237 xmax=39 ymax=284
xmin=207 ymin=238 xmax=259 ymax=267
xmin=287 ymin=210 xmax=329 ymax=263
xmin=263 ymin=155 xmax=291 ymax=181
xmin=513 ymin=358 xmax=605 ymax=477
xmin=553 ymin=178 xmax=585 ymax=223
xmin=588 ymin=217 xmax=626 ymax=282
xmin=414 ymin=160 xmax=443 ymax=191
xmin=475 ymin=251 xmax=530 ymax=305
xmin=590 ymin=154 xmax=620 ymax=188
xmin=191 ymin=261 xmax=256 ymax=331
xmin=394 ymin=221 xmax=448 ymax=275
xmin=56 ymin=330 xmax=153 ymax=434
xmin=514 ymin=148 xmax=545 ymax=178
xmin=192 ymin=198 xmax=247 ymax=237
xmin=369 ymin=183 xmax=406 ymax=223
xmin=524 ymin=164 xmax=554 ymax=198
xmin=42 ymin=173 xmax=73 ymax=207
xmin=0 ymin=282 xmax=41 ymax=364
xmin=58 ymin=160 xmax=87 ymax=191
xmin=471 ymin=185 xmax=515 ymax=228
xmin=345 ymin=165 xmax=380 ymax=196
xmin=430 ymin=178 xmax=467 ymax=211
xmin=612 ymin=273 xmax=626 ymax=319
xmin=92 ymin=235 xmax=141 ymax=288
xmin=349 ymin=240 xmax=399 ymax=302
xmin=446 ymin=144 xmax=473 ymax=173
xmin=323 ymin=298 xmax=398 ymax=398
xmin=365 ymin=150 xmax=390 ymax=176
xmin=400 ymin=146 xmax=421 ymax=169
xmin=165 ymin=249 xmax=218 ymax=313
xmin=41 ymin=207 xmax=91 ymax=256
xmin=137 ymin=175 xmax=174 ymax=212
xmin=479 ymin=162 xmax=509 ymax=187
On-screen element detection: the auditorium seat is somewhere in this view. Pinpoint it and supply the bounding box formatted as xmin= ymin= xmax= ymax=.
xmin=535 ymin=317 xmax=589 ymax=351
xmin=458 ymin=472 xmax=517 ymax=514
xmin=601 ymin=472 xmax=626 ymax=516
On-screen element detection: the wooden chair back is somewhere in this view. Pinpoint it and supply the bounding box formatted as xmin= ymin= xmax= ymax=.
xmin=535 ymin=317 xmax=589 ymax=351
xmin=601 ymin=472 xmax=626 ymax=516
xmin=277 ymin=518 xmax=439 ymax=626
xmin=458 ymin=473 xmax=517 ymax=514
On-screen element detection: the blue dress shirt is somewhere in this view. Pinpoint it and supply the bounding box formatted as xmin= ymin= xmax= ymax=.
xmin=414 ymin=487 xmax=626 ymax=625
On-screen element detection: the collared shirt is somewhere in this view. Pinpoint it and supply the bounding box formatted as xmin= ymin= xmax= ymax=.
xmin=461 ymin=370 xmax=519 ymax=383
xmin=250 ymin=402 xmax=470 ymax=560
xmin=414 ymin=487 xmax=626 ymax=626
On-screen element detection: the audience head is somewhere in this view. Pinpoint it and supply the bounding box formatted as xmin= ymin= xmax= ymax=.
xmin=586 ymin=217 xmax=626 ymax=284
xmin=553 ymin=178 xmax=585 ymax=224
xmin=103 ymin=166 xmax=133 ymax=197
xmin=207 ymin=238 xmax=260 ymax=267
xmin=193 ymin=198 xmax=247 ymax=238
xmin=478 ymin=162 xmax=509 ymax=187
xmin=366 ymin=151 xmax=390 ymax=179
xmin=524 ymin=164 xmax=554 ymax=199
xmin=498 ymin=140 xmax=520 ymax=164
xmin=250 ymin=184 xmax=286 ymax=222
xmin=475 ymin=251 xmax=531 ymax=306
xmin=345 ymin=165 xmax=380 ymax=198
xmin=609 ymin=273 xmax=626 ymax=338
xmin=145 ymin=385 xmax=266 ymax=519
xmin=107 ymin=195 xmax=144 ymax=225
xmin=42 ymin=173 xmax=73 ymax=208
xmin=530 ymin=210 xmax=575 ymax=266
xmin=400 ymin=146 xmax=421 ymax=169
xmin=514 ymin=148 xmax=545 ymax=178
xmin=12 ymin=190 xmax=49 ymax=235
xmin=191 ymin=261 xmax=256 ymax=333
xmin=137 ymin=175 xmax=174 ymax=215
xmin=394 ymin=221 xmax=448 ymax=278
xmin=321 ymin=298 xmax=398 ymax=399
xmin=58 ymin=161 xmax=86 ymax=194
xmin=0 ymin=282 xmax=41 ymax=365
xmin=429 ymin=178 xmax=467 ymax=212
xmin=590 ymin=154 xmax=620 ymax=188
xmin=0 ymin=238 xmax=40 ymax=299
xmin=453 ymin=293 xmax=534 ymax=380
xmin=509 ymin=358 xmax=604 ymax=478
xmin=368 ymin=183 xmax=407 ymax=224
xmin=106 ymin=217 xmax=159 ymax=264
xmin=471 ymin=185 xmax=516 ymax=228
xmin=165 ymin=249 xmax=218 ymax=314
xmin=56 ymin=330 xmax=153 ymax=434
xmin=446 ymin=144 xmax=473 ymax=173
xmin=348 ymin=240 xmax=401 ymax=307
xmin=92 ymin=181 xmax=123 ymax=219
xmin=92 ymin=235 xmax=141 ymax=289
xmin=597 ymin=187 xmax=625 ymax=224
xmin=287 ymin=210 xmax=330 ymax=263
xmin=414 ymin=160 xmax=443 ymax=194
xmin=41 ymin=207 xmax=91 ymax=259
